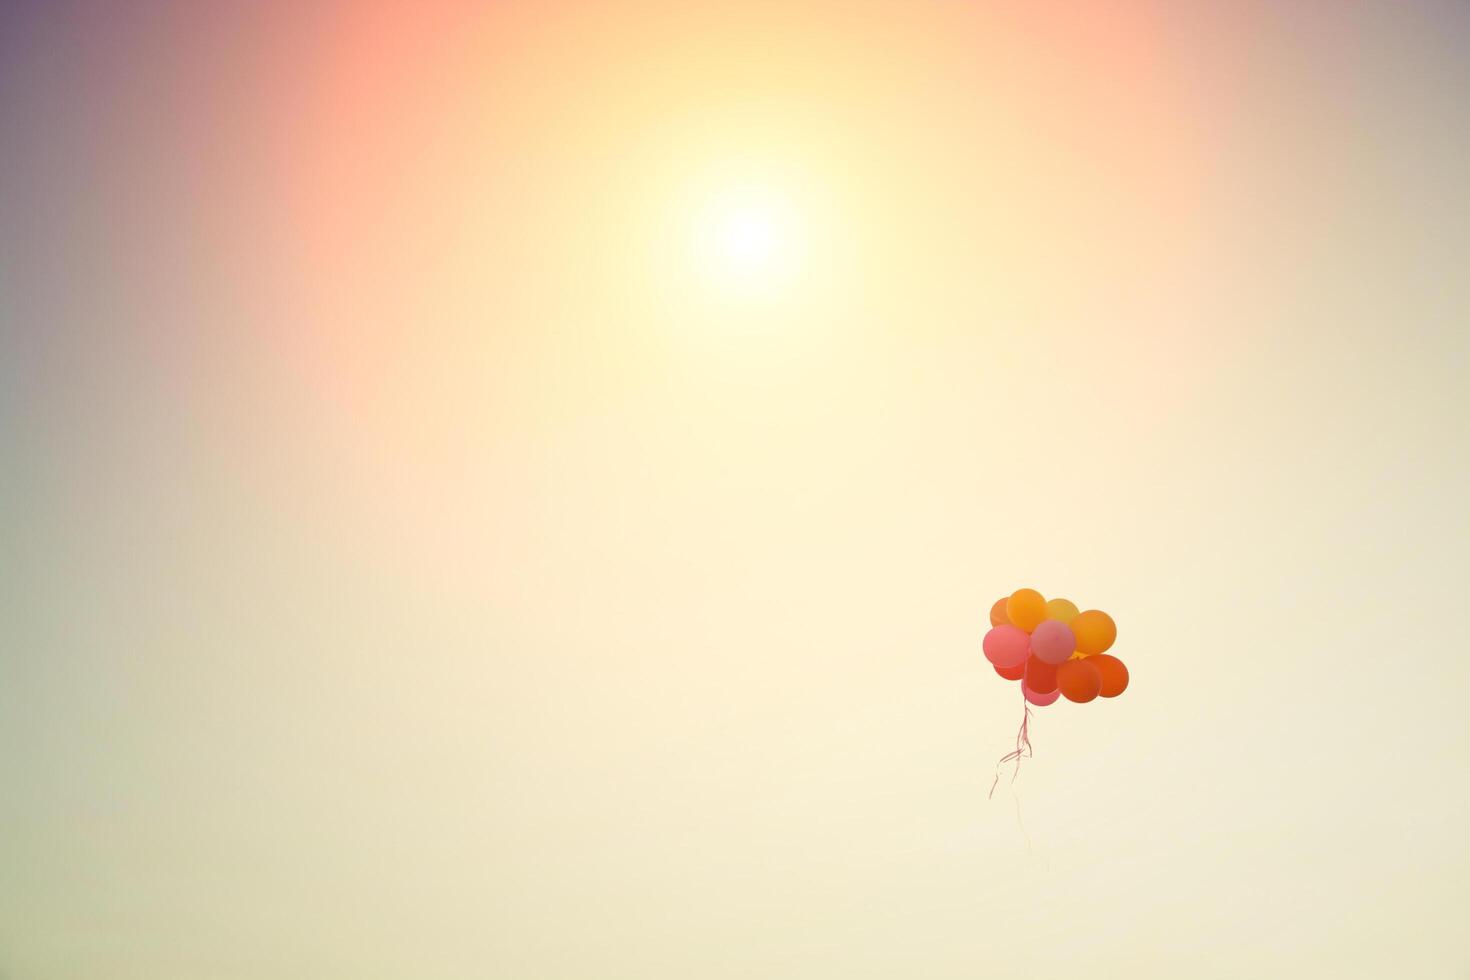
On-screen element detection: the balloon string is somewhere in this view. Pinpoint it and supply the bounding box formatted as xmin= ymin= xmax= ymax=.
xmin=989 ymin=695 xmax=1034 ymax=800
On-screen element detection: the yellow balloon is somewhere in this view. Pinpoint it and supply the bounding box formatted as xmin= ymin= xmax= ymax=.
xmin=1072 ymin=609 xmax=1117 ymax=656
xmin=1006 ymin=588 xmax=1048 ymax=632
xmin=1045 ymin=598 xmax=1079 ymax=623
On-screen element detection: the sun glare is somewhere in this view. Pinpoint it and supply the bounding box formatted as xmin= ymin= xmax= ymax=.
xmin=692 ymin=185 xmax=805 ymax=299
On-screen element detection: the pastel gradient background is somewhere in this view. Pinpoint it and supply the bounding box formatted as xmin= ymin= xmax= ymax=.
xmin=3 ymin=2 xmax=1468 ymax=977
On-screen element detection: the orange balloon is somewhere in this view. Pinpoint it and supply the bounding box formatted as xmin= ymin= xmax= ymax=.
xmin=1023 ymin=654 xmax=1058 ymax=695
xmin=1006 ymin=588 xmax=1048 ymax=632
xmin=1071 ymin=609 xmax=1117 ymax=655
xmin=1091 ymin=654 xmax=1129 ymax=698
xmin=989 ymin=597 xmax=1011 ymax=627
xmin=1057 ymin=659 xmax=1102 ymax=703
xmin=994 ymin=661 xmax=1025 ymax=681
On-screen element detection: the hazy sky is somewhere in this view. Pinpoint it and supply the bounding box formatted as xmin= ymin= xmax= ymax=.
xmin=3 ymin=2 xmax=1469 ymax=977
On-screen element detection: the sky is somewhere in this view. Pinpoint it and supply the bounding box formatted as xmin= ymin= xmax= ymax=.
xmin=2 ymin=2 xmax=1469 ymax=977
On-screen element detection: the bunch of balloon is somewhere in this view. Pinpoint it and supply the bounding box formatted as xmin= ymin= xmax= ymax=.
xmin=982 ymin=588 xmax=1130 ymax=796
xmin=983 ymin=588 xmax=1128 ymax=704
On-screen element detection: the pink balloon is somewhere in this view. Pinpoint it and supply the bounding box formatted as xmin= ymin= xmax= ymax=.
xmin=1023 ymin=683 xmax=1060 ymax=706
xmin=1029 ymin=619 xmax=1076 ymax=665
xmin=983 ymin=625 xmax=1030 ymax=669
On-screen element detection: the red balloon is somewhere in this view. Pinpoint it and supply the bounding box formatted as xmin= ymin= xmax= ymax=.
xmin=989 ymin=598 xmax=1011 ymax=627
xmin=1057 ymin=659 xmax=1102 ymax=703
xmin=994 ymin=661 xmax=1025 ymax=681
xmin=1023 ymin=655 xmax=1058 ymax=695
xmin=1091 ymin=654 xmax=1130 ymax=697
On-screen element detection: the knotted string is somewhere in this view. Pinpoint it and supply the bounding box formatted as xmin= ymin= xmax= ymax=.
xmin=988 ymin=693 xmax=1034 ymax=800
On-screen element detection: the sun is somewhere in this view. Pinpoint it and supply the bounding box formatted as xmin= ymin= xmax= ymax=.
xmin=691 ymin=184 xmax=805 ymax=299
xmin=721 ymin=210 xmax=777 ymax=268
